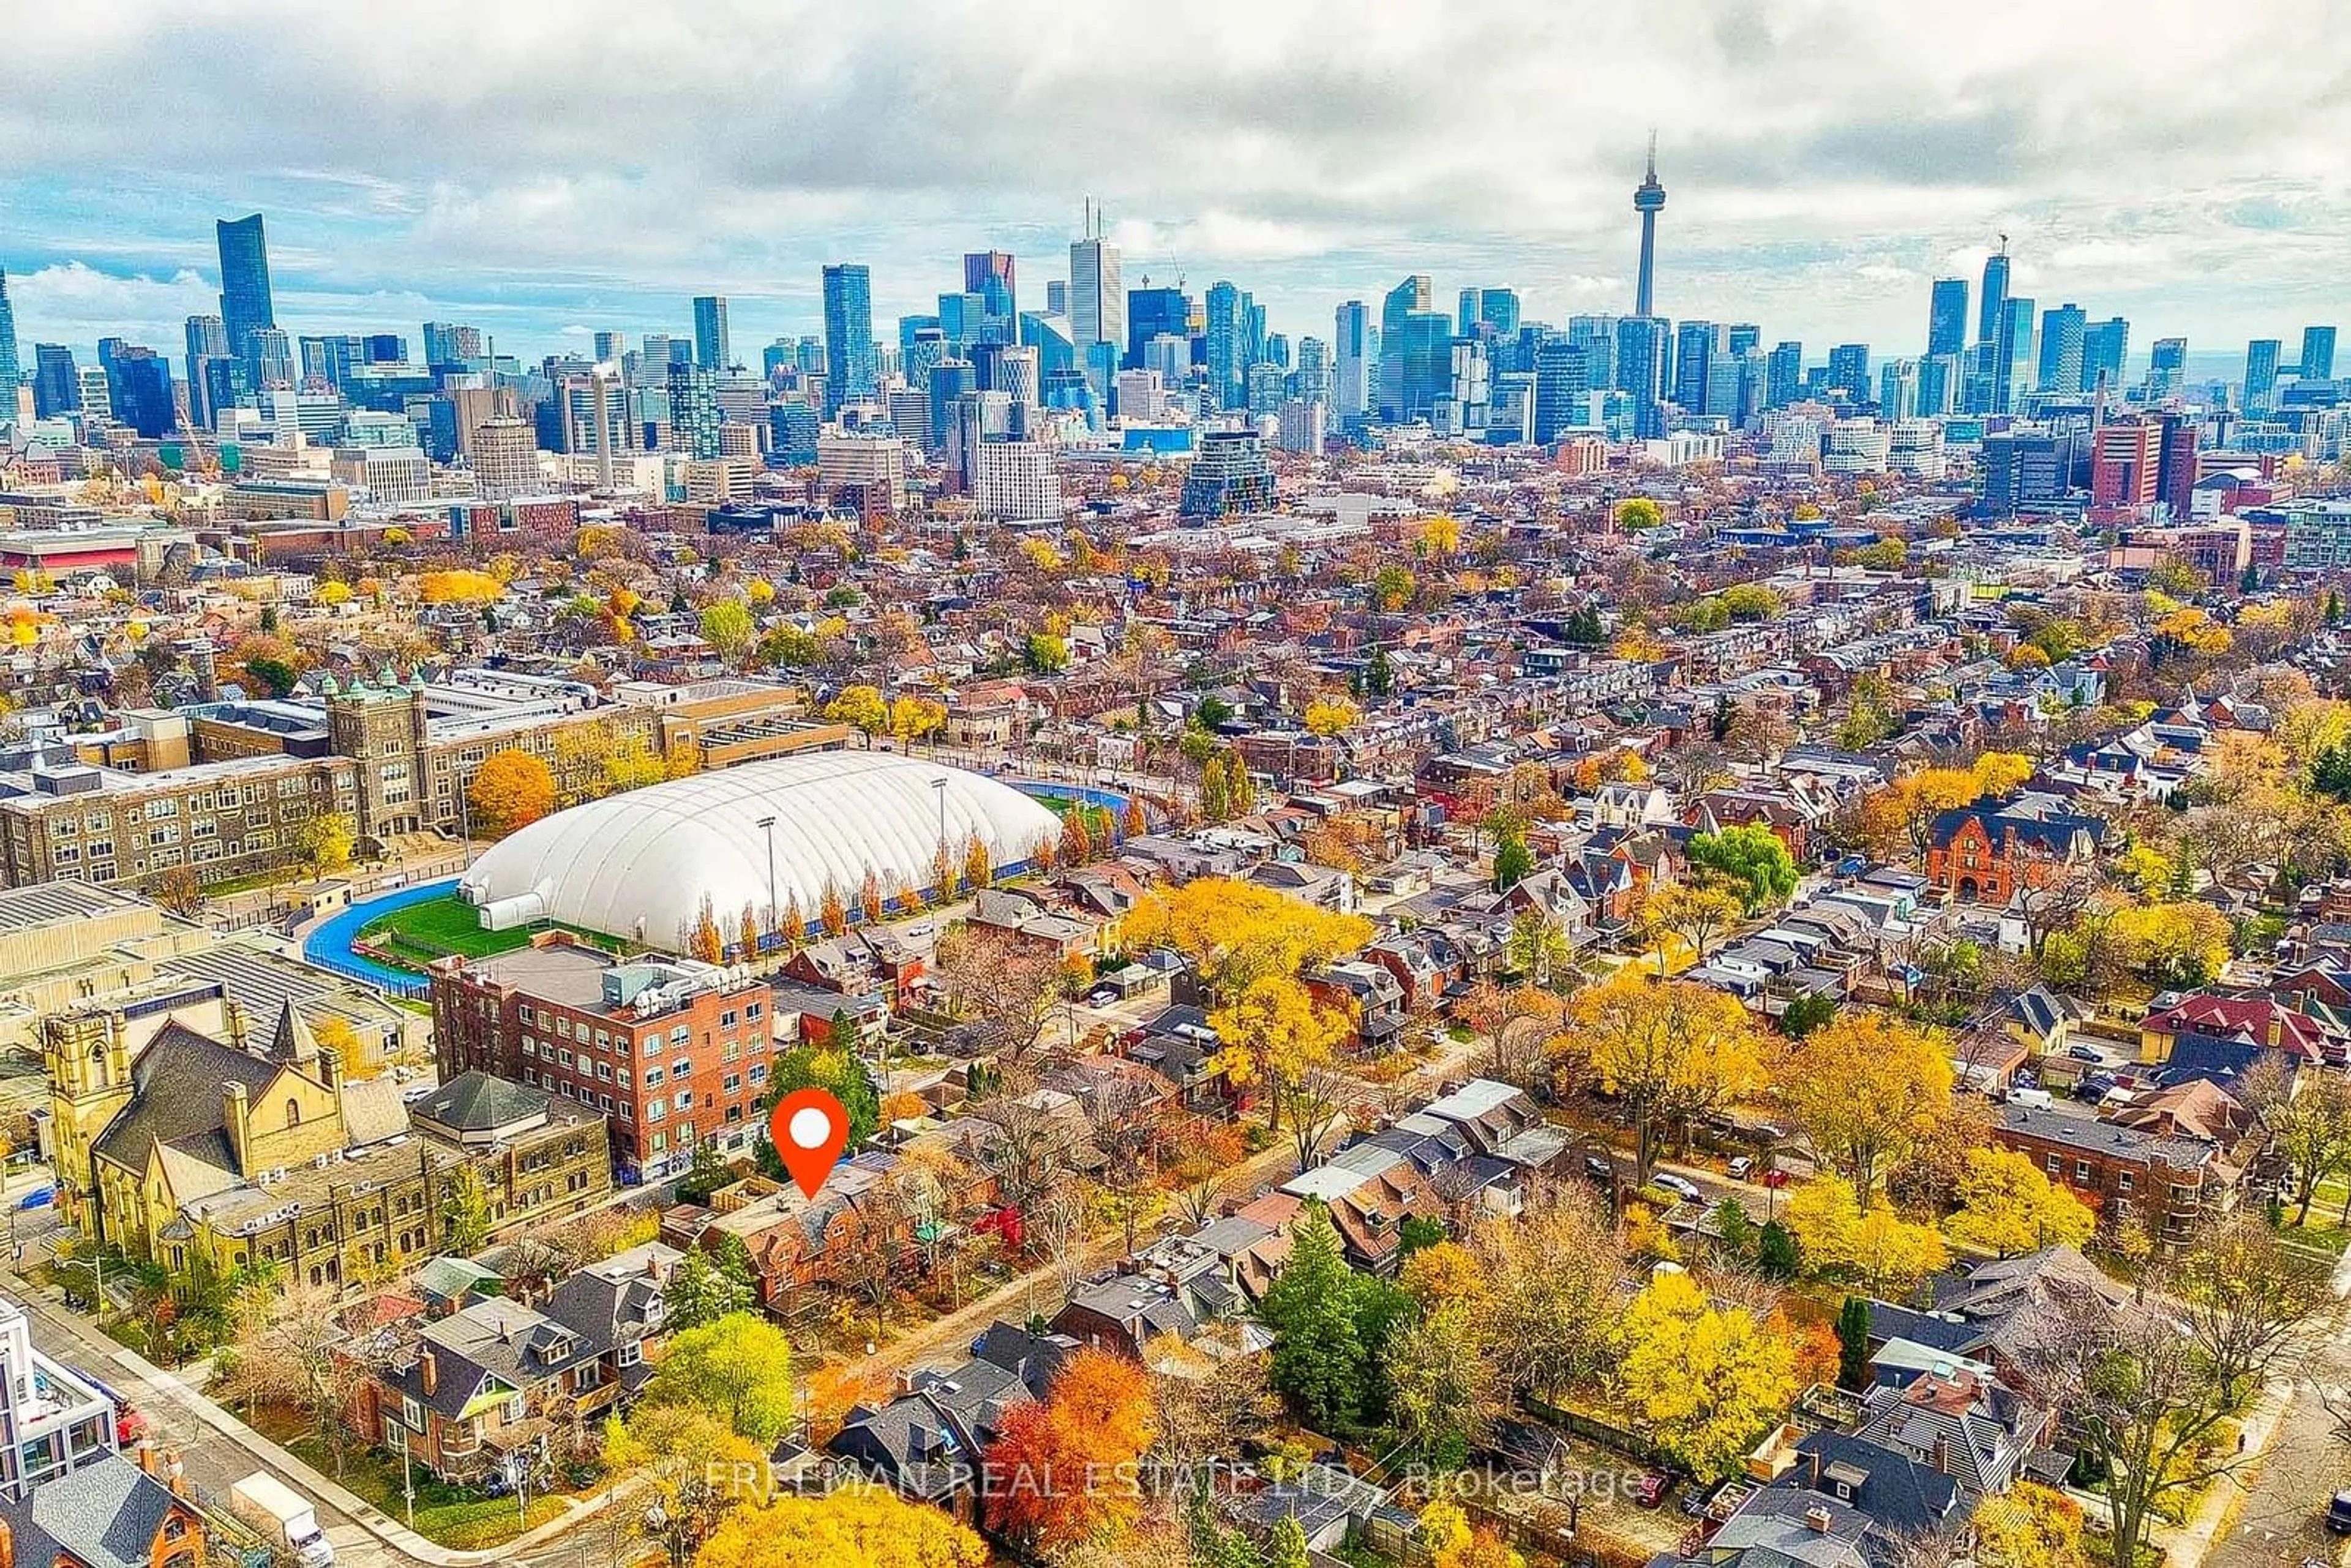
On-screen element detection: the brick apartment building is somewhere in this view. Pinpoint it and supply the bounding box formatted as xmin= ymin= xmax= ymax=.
xmin=430 ymin=939 xmax=774 ymax=1184
xmin=1989 ymin=1101 xmax=2227 ymax=1242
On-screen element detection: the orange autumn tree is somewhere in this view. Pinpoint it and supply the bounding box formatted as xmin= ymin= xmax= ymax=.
xmin=819 ymin=882 xmax=849 ymax=936
xmin=691 ymin=898 xmax=726 ymax=963
xmin=694 ymin=1483 xmax=988 ymax=1568
xmin=984 ymin=1348 xmax=1158 ymax=1558
xmin=468 ymin=748 xmax=557 ymax=835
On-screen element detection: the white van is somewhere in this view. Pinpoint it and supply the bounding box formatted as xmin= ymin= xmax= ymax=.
xmin=2007 ymin=1087 xmax=2055 ymax=1109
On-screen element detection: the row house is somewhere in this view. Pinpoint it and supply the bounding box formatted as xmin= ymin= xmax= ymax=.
xmin=1307 ymin=960 xmax=1409 ymax=1054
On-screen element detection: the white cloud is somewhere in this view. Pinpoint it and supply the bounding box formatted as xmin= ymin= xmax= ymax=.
xmin=3 ymin=0 xmax=2347 ymax=352
xmin=8 ymin=262 xmax=218 ymax=343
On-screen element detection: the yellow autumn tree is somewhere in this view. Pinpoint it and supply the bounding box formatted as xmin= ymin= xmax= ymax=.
xmin=1946 ymin=1147 xmax=2096 ymax=1257
xmin=1782 ymin=1174 xmax=1948 ymax=1292
xmin=1614 ymin=1270 xmax=1796 ymax=1480
xmin=1127 ymin=877 xmax=1373 ymax=1002
xmin=416 ymin=569 xmax=504 ymax=605
xmin=1206 ymin=973 xmax=1352 ymax=1109
xmin=1774 ymin=1011 xmax=1954 ymax=1204
xmin=1303 ymin=696 xmax=1360 ymax=737
xmin=824 ymin=685 xmax=889 ymax=739
xmin=1552 ymin=972 xmax=1764 ymax=1185
xmin=694 ymin=1484 xmax=989 ymax=1568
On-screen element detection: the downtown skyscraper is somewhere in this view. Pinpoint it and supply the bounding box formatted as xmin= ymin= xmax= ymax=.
xmin=1068 ymin=229 xmax=1123 ymax=353
xmin=822 ymin=264 xmax=876 ymax=416
xmin=0 ymin=269 xmax=17 ymax=401
xmin=692 ymin=295 xmax=730 ymax=372
xmin=962 ymin=251 xmax=1017 ymax=345
xmin=1333 ymin=300 xmax=1374 ymax=430
xmin=215 ymin=212 xmax=276 ymax=361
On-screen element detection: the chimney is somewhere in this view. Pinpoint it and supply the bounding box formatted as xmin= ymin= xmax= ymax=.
xmin=1805 ymin=1506 xmax=1832 ymax=1534
xmin=1931 ymin=1433 xmax=1951 ymax=1474
xmin=646 ymin=1250 xmax=661 ymax=1279
xmin=1806 ymin=1447 xmax=1823 ymax=1489
xmin=420 ymin=1348 xmax=438 ymax=1395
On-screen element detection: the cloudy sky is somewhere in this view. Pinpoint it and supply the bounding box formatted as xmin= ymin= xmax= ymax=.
xmin=4 ymin=0 xmax=2347 ymax=373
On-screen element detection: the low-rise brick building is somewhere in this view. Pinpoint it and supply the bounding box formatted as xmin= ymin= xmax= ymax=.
xmin=431 ymin=939 xmax=773 ymax=1184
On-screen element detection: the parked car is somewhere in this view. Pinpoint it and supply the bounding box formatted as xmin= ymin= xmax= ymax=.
xmin=1760 ymin=1168 xmax=1791 ymax=1190
xmin=1633 ymin=1472 xmax=1676 ymax=1508
xmin=2078 ymin=1071 xmax=2120 ymax=1101
xmin=1583 ymin=1155 xmax=1614 ymax=1182
xmin=1726 ymin=1157 xmax=1755 ymax=1182
xmin=2066 ymin=1044 xmax=2103 ymax=1061
xmin=1086 ymin=988 xmax=1119 ymax=1007
xmin=2326 ymin=1490 xmax=2351 ymax=1534
xmin=1652 ymin=1172 xmax=1703 ymax=1202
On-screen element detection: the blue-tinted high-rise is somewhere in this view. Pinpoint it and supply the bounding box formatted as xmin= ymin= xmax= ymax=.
xmin=2083 ymin=318 xmax=2129 ymax=393
xmin=0 ymin=269 xmax=17 ymax=403
xmin=31 ymin=345 xmax=78 ymax=418
xmin=1673 ymin=322 xmax=1715 ymax=413
xmin=216 ymin=213 xmax=276 ymax=361
xmin=2246 ymin=339 xmax=2283 ymax=412
xmin=182 ymin=315 xmax=230 ymax=426
xmin=1827 ymin=343 xmax=1870 ymax=402
xmin=1614 ymin=316 xmax=1667 ymax=438
xmin=822 ymin=264 xmax=876 ymax=417
xmin=2038 ymin=305 xmax=2087 ymax=395
xmin=2302 ymin=325 xmax=2338 ymax=380
xmin=1204 ymin=282 xmax=1248 ymax=410
xmin=1927 ymin=279 xmax=1969 ymax=358
xmin=692 ymin=295 xmax=730 ymax=372
xmin=963 ymin=252 xmax=1018 ymax=345
xmin=1125 ymin=287 xmax=1190 ymax=371
xmin=1765 ymin=342 xmax=1803 ymax=410
xmin=1532 ymin=334 xmax=1589 ymax=443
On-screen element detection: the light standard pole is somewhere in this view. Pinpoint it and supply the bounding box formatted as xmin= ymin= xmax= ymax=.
xmin=756 ymin=816 xmax=778 ymax=955
xmin=930 ymin=777 xmax=948 ymax=899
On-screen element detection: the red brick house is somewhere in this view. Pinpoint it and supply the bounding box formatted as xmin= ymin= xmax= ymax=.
xmin=1924 ymin=797 xmax=2105 ymax=904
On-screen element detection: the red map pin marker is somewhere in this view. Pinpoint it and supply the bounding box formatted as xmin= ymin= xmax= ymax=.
xmin=770 ymin=1087 xmax=850 ymax=1199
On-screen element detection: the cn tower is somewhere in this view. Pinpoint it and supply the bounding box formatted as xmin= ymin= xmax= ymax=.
xmin=1633 ymin=131 xmax=1666 ymax=318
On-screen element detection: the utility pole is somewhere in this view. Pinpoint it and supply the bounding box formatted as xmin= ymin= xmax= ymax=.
xmin=756 ymin=816 xmax=778 ymax=955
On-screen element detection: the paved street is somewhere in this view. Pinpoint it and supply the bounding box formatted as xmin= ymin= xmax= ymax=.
xmin=2200 ymin=1249 xmax=2351 ymax=1568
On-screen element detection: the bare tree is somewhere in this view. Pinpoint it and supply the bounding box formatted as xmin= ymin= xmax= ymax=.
xmin=1026 ymin=1180 xmax=1092 ymax=1312
xmin=1285 ymin=1063 xmax=1359 ymax=1174
xmin=1086 ymin=1072 xmax=1171 ymax=1259
xmin=222 ymin=1281 xmax=367 ymax=1477
xmin=973 ymin=1092 xmax=1081 ymax=1224
xmin=2241 ymin=1054 xmax=2351 ymax=1224
xmin=831 ymin=1182 xmax=911 ymax=1343
xmin=2016 ymin=1237 xmax=2327 ymax=1568
xmin=2172 ymin=1212 xmax=2334 ymax=1406
xmin=936 ymin=928 xmax=1072 ymax=1068
xmin=2009 ymin=851 xmax=2103 ymax=962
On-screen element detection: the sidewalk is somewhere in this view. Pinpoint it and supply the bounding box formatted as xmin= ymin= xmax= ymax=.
xmin=2150 ymin=1373 xmax=2295 ymax=1568
xmin=132 ymin=1349 xmax=615 ymax=1567
xmin=9 ymin=1275 xmax=609 ymax=1568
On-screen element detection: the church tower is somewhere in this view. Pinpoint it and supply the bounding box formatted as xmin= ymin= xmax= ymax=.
xmin=42 ymin=1009 xmax=133 ymax=1230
